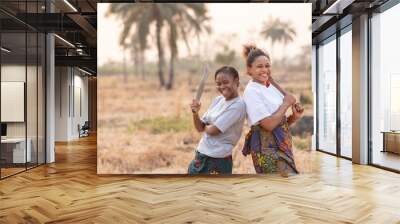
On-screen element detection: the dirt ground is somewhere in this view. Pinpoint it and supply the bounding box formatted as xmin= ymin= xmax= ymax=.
xmin=97 ymin=71 xmax=313 ymax=174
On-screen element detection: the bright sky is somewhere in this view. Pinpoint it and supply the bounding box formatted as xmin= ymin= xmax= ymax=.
xmin=98 ymin=3 xmax=311 ymax=66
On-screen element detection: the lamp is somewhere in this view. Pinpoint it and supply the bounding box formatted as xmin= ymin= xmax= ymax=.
xmin=63 ymin=0 xmax=78 ymax=12
xmin=78 ymin=67 xmax=93 ymax=76
xmin=1 ymin=47 xmax=11 ymax=53
xmin=54 ymin=34 xmax=75 ymax=48
xmin=322 ymin=0 xmax=355 ymax=15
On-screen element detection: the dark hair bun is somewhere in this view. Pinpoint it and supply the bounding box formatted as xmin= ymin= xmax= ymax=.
xmin=243 ymin=43 xmax=270 ymax=66
xmin=242 ymin=43 xmax=258 ymax=58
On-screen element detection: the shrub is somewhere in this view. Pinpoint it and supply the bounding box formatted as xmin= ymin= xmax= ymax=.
xmin=300 ymin=92 xmax=313 ymax=105
xmin=292 ymin=136 xmax=311 ymax=151
xmin=290 ymin=115 xmax=313 ymax=137
xmin=132 ymin=116 xmax=191 ymax=134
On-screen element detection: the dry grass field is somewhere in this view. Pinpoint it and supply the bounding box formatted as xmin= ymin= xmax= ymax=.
xmin=98 ymin=69 xmax=313 ymax=174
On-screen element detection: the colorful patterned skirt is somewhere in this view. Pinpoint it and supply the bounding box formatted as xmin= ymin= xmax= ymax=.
xmin=188 ymin=151 xmax=233 ymax=174
xmin=242 ymin=119 xmax=298 ymax=176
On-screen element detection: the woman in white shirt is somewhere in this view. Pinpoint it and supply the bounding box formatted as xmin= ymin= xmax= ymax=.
xmin=188 ymin=66 xmax=246 ymax=174
xmin=241 ymin=44 xmax=304 ymax=176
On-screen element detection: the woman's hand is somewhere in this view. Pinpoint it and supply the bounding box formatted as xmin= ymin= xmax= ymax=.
xmin=190 ymin=99 xmax=201 ymax=113
xmin=292 ymin=102 xmax=304 ymax=120
xmin=191 ymin=99 xmax=205 ymax=132
xmin=287 ymin=103 xmax=304 ymax=126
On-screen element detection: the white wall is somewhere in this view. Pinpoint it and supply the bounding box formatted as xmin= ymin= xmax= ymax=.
xmin=72 ymin=69 xmax=89 ymax=139
xmin=1 ymin=65 xmax=26 ymax=81
xmin=1 ymin=65 xmax=34 ymax=139
xmin=1 ymin=65 xmax=25 ymax=124
xmin=1 ymin=64 xmax=46 ymax=164
xmin=55 ymin=66 xmax=70 ymax=141
xmin=55 ymin=67 xmax=89 ymax=141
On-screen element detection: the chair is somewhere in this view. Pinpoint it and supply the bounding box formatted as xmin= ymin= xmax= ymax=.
xmin=79 ymin=121 xmax=90 ymax=138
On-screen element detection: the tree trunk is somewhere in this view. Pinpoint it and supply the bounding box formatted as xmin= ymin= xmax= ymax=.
xmin=282 ymin=44 xmax=288 ymax=68
xmin=155 ymin=16 xmax=165 ymax=87
xmin=132 ymin=46 xmax=139 ymax=77
xmin=166 ymin=54 xmax=175 ymax=90
xmin=140 ymin=49 xmax=146 ymax=80
xmin=123 ymin=48 xmax=127 ymax=83
xmin=269 ymin=40 xmax=274 ymax=60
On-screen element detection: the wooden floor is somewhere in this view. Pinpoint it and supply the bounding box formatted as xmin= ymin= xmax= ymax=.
xmin=1 ymin=135 xmax=400 ymax=223
xmin=1 ymin=167 xmax=26 ymax=178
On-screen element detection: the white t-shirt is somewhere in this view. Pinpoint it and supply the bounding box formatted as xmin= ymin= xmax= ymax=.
xmin=197 ymin=95 xmax=246 ymax=158
xmin=243 ymin=80 xmax=284 ymax=126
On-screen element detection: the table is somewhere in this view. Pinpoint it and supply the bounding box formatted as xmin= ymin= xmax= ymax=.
xmin=381 ymin=131 xmax=400 ymax=154
xmin=1 ymin=138 xmax=31 ymax=163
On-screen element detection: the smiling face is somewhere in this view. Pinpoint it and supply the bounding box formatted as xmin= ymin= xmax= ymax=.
xmin=247 ymin=55 xmax=271 ymax=84
xmin=215 ymin=72 xmax=239 ymax=100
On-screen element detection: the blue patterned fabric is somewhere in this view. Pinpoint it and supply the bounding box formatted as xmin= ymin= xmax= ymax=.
xmin=188 ymin=151 xmax=233 ymax=174
xmin=242 ymin=118 xmax=299 ymax=175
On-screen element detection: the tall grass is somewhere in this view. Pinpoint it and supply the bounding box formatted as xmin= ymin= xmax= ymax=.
xmin=98 ymin=69 xmax=314 ymax=174
xmin=130 ymin=116 xmax=191 ymax=134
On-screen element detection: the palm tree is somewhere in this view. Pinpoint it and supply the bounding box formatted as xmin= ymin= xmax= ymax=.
xmin=260 ymin=17 xmax=297 ymax=58
xmin=107 ymin=3 xmax=210 ymax=89
xmin=107 ymin=3 xmax=165 ymax=87
xmin=129 ymin=36 xmax=140 ymax=78
xmin=162 ymin=3 xmax=211 ymax=89
xmin=122 ymin=46 xmax=127 ymax=83
xmin=128 ymin=34 xmax=146 ymax=79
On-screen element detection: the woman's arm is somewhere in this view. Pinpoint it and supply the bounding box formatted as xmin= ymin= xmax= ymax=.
xmin=190 ymin=99 xmax=222 ymax=135
xmin=192 ymin=112 xmax=206 ymax=132
xmin=191 ymin=99 xmax=205 ymax=132
xmin=269 ymin=77 xmax=304 ymax=127
xmin=192 ymin=112 xmax=221 ymax=135
xmin=287 ymin=103 xmax=304 ymax=126
xmin=259 ymin=94 xmax=295 ymax=132
xmin=259 ymin=102 xmax=291 ymax=132
xmin=287 ymin=114 xmax=297 ymax=126
xmin=204 ymin=125 xmax=221 ymax=136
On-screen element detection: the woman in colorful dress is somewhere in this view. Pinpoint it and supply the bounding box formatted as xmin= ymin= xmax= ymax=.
xmin=241 ymin=44 xmax=304 ymax=176
xmin=188 ymin=66 xmax=246 ymax=174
